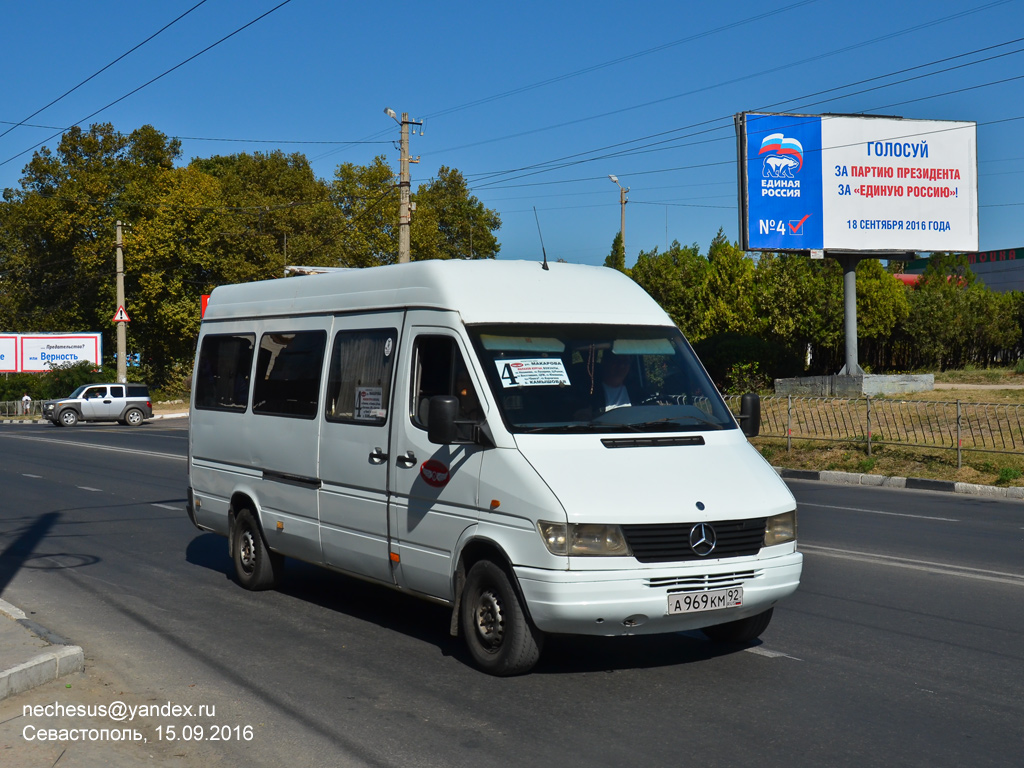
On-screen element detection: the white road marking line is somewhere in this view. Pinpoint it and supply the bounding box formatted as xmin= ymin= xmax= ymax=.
xmin=22 ymin=473 xmax=43 ymax=478
xmin=744 ymin=647 xmax=802 ymax=661
xmin=151 ymin=503 xmax=181 ymax=511
xmin=800 ymin=502 xmax=958 ymax=522
xmin=0 ymin=433 xmax=184 ymax=461
xmin=800 ymin=544 xmax=1024 ymax=586
xmin=77 ymin=486 xmax=102 ymax=492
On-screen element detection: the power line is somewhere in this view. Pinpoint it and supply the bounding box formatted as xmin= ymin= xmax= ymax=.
xmin=466 ymin=33 xmax=1024 ymax=188
xmin=423 ymin=0 xmax=823 ymax=121
xmin=0 ymin=0 xmax=211 ymax=143
xmin=472 ymin=80 xmax=1024 ymax=192
xmin=173 ymin=136 xmax=391 ymax=145
xmin=434 ymin=2 xmax=1016 ymax=161
xmin=0 ymin=0 xmax=296 ymax=171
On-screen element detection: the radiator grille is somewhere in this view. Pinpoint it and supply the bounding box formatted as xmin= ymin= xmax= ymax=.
xmin=622 ymin=519 xmax=766 ymax=563
xmin=648 ymin=570 xmax=761 ymax=591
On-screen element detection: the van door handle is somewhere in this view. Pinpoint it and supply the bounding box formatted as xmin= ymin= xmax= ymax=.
xmin=368 ymin=447 xmax=388 ymax=464
xmin=396 ymin=450 xmax=417 ymax=468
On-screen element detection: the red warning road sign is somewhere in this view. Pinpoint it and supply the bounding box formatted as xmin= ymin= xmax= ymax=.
xmin=112 ymin=305 xmax=131 ymax=322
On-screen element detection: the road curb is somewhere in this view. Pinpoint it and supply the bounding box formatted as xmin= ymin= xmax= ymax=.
xmin=0 ymin=598 xmax=84 ymax=702
xmin=775 ymin=467 xmax=1024 ymax=500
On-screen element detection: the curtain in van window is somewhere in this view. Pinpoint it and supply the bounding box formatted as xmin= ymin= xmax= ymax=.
xmin=325 ymin=329 xmax=397 ymax=425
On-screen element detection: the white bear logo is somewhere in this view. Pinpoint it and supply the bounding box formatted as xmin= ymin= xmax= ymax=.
xmin=763 ymin=156 xmax=799 ymax=178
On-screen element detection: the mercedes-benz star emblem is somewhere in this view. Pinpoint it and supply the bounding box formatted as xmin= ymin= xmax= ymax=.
xmin=689 ymin=523 xmax=717 ymax=557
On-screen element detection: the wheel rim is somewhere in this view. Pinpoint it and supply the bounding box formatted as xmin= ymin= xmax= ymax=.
xmin=239 ymin=528 xmax=256 ymax=574
xmin=61 ymin=412 xmax=75 ymax=425
xmin=473 ymin=588 xmax=505 ymax=652
xmin=127 ymin=410 xmax=142 ymax=425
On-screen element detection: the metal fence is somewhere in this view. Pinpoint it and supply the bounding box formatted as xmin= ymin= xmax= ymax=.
xmin=726 ymin=395 xmax=1024 ymax=467
xmin=0 ymin=400 xmax=42 ymax=418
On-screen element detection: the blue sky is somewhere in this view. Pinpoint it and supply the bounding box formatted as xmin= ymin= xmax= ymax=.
xmin=2 ymin=0 xmax=1022 ymax=266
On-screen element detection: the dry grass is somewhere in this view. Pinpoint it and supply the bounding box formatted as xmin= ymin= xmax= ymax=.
xmin=754 ymin=433 xmax=1024 ymax=487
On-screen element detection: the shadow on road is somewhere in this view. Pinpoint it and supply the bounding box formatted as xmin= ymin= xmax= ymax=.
xmin=185 ymin=531 xmax=753 ymax=674
xmin=0 ymin=511 xmax=60 ymax=594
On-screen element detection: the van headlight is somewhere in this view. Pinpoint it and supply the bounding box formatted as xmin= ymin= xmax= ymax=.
xmin=537 ymin=522 xmax=631 ymax=556
xmin=764 ymin=510 xmax=797 ymax=547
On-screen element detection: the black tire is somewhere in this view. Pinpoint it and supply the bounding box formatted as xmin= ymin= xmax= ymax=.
xmin=701 ymin=607 xmax=774 ymax=644
xmin=124 ymin=408 xmax=144 ymax=426
xmin=59 ymin=409 xmax=78 ymax=427
xmin=232 ymin=508 xmax=283 ymax=590
xmin=460 ymin=560 xmax=543 ymax=676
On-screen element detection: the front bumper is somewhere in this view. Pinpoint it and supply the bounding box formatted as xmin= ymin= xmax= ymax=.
xmin=515 ymin=548 xmax=802 ymax=636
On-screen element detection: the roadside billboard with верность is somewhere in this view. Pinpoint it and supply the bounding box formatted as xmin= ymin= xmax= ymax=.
xmin=737 ymin=113 xmax=978 ymax=253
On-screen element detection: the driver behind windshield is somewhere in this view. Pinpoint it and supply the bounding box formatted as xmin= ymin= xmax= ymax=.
xmin=596 ymin=352 xmax=634 ymax=412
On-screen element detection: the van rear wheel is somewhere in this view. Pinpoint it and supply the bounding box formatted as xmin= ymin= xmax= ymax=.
xmin=232 ymin=508 xmax=282 ymax=590
xmin=701 ymin=608 xmax=774 ymax=644
xmin=124 ymin=408 xmax=144 ymax=426
xmin=460 ymin=560 xmax=543 ymax=676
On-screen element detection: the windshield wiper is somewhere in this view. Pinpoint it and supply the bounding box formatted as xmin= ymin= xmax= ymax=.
xmin=625 ymin=415 xmax=726 ymax=431
xmin=520 ymin=423 xmax=635 ymax=434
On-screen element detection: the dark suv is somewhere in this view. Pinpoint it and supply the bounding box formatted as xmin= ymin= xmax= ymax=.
xmin=43 ymin=384 xmax=153 ymax=427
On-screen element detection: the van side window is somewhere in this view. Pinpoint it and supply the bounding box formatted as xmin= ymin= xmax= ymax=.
xmin=410 ymin=336 xmax=482 ymax=435
xmin=84 ymin=386 xmax=107 ymax=400
xmin=325 ymin=329 xmax=397 ymax=425
xmin=194 ymin=334 xmax=255 ymax=412
xmin=253 ymin=331 xmax=327 ymax=419
xmin=109 ymin=386 xmax=124 ymax=398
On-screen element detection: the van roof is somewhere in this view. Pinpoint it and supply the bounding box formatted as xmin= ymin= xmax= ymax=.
xmin=203 ymin=259 xmax=672 ymax=326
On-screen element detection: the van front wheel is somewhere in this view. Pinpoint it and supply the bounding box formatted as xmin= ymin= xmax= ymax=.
xmin=460 ymin=560 xmax=543 ymax=676
xmin=232 ymin=508 xmax=282 ymax=591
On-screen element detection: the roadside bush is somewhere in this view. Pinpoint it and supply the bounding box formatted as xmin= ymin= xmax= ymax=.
xmin=0 ymin=361 xmax=108 ymax=401
xmin=38 ymin=361 xmax=108 ymax=399
xmin=693 ymin=333 xmax=803 ymax=392
xmin=996 ymin=467 xmax=1022 ymax=485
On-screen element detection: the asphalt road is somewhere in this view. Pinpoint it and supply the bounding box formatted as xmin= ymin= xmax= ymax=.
xmin=0 ymin=420 xmax=1021 ymax=767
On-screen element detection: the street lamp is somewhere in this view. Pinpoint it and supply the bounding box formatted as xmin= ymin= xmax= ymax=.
xmin=609 ymin=175 xmax=629 ymax=258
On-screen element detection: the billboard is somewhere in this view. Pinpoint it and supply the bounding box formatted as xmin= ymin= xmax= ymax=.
xmin=737 ymin=113 xmax=978 ymax=253
xmin=2 ymin=333 xmax=104 ymax=373
xmin=0 ymin=336 xmax=16 ymax=373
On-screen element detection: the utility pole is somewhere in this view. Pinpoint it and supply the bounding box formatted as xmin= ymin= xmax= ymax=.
xmin=115 ymin=221 xmax=127 ymax=384
xmin=385 ymin=108 xmax=422 ymax=263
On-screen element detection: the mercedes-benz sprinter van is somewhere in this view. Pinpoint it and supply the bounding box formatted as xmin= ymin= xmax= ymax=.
xmin=186 ymin=260 xmax=801 ymax=675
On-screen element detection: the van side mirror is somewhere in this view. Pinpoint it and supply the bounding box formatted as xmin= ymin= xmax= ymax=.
xmin=427 ymin=396 xmax=459 ymax=445
xmin=739 ymin=392 xmax=761 ymax=438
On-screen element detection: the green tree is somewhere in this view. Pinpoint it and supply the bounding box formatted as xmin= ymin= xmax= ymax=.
xmin=704 ymin=229 xmax=756 ymax=336
xmin=191 ymin=150 xmax=337 ymax=278
xmin=411 ymin=166 xmax=500 ymax=260
xmin=331 ymin=155 xmax=399 ymax=267
xmin=123 ymin=166 xmax=228 ymax=385
xmin=630 ymin=240 xmax=708 ymax=341
xmin=604 ymin=231 xmax=626 ymax=273
xmin=0 ymin=122 xmax=181 ymax=354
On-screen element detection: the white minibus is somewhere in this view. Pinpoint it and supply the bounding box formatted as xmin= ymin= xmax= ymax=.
xmin=186 ymin=260 xmax=801 ymax=675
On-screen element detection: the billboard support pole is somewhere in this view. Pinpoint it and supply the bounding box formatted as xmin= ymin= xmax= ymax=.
xmin=836 ymin=254 xmax=865 ymax=376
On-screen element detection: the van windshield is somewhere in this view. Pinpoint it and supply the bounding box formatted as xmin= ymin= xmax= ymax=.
xmin=468 ymin=324 xmax=736 ymax=434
